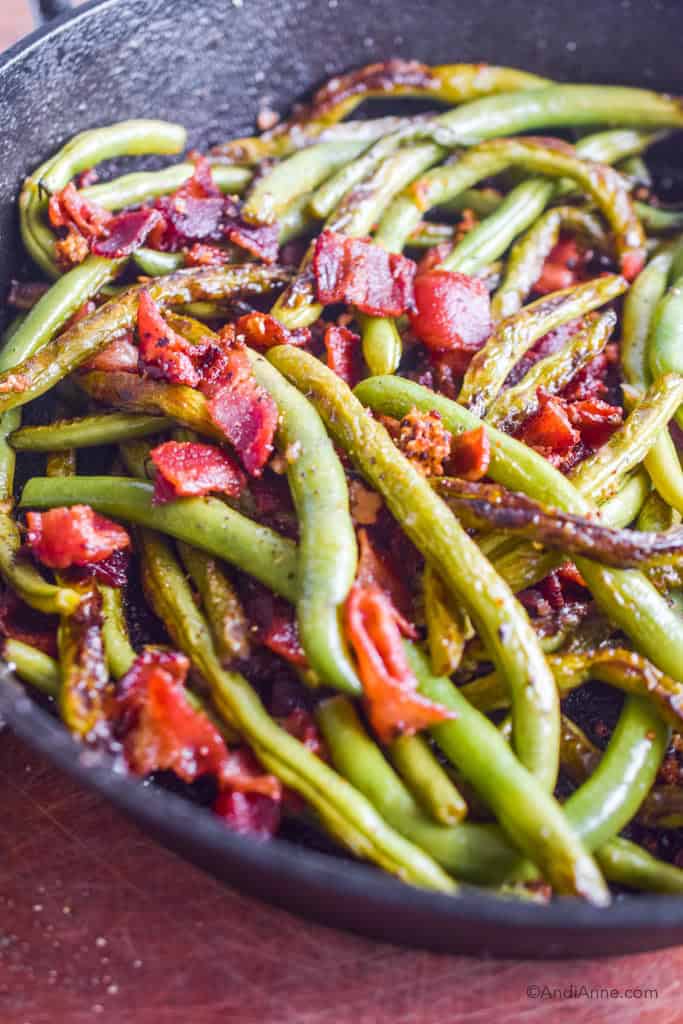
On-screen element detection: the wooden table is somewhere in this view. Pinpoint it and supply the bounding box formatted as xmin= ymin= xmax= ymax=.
xmin=2 ymin=5 xmax=683 ymax=1022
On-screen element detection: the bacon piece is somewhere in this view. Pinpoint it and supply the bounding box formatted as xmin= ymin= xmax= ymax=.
xmin=183 ymin=242 xmax=233 ymax=267
xmin=91 ymin=208 xmax=161 ymax=258
xmin=279 ymin=708 xmax=325 ymax=757
xmin=0 ymin=589 xmax=57 ymax=657
xmin=323 ymin=324 xmax=363 ymax=386
xmin=149 ymin=440 xmax=245 ymax=503
xmin=226 ymin=219 xmax=280 ymax=264
xmin=220 ymin=747 xmax=283 ymax=800
xmin=621 ymin=249 xmax=646 ymax=283
xmin=202 ymin=340 xmax=278 ymax=477
xmin=567 ymin=397 xmax=622 ymax=448
xmin=213 ymin=791 xmax=282 ymax=838
xmin=55 ymin=229 xmax=89 ymax=270
xmin=262 ymin=603 xmax=308 ymax=667
xmin=397 ymin=407 xmax=452 ymax=477
xmin=48 ymin=182 xmax=111 ymax=239
xmin=356 ymin=528 xmax=412 ymax=618
xmin=25 ymin=506 xmax=131 ymax=570
xmin=561 ymin=345 xmax=615 ymax=402
xmin=417 ymin=241 xmax=454 ymax=276
xmin=345 ymin=584 xmax=454 ymax=743
xmin=313 ymin=230 xmax=416 ymax=316
xmin=409 ymin=270 xmax=491 ymax=352
xmin=518 ymin=392 xmax=580 ymax=453
xmin=236 ymin=311 xmax=310 ymax=349
xmin=448 ymin=425 xmax=491 ymax=481
xmin=83 ymin=334 xmax=139 ymax=373
xmin=117 ymin=649 xmax=229 ymax=782
xmin=137 ymin=289 xmax=204 ymax=386
xmin=64 ymin=548 xmax=130 ymax=588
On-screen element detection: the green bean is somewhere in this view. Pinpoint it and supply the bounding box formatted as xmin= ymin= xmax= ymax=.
xmin=487 ymin=310 xmax=615 ymax=431
xmin=442 ymin=180 xmax=554 ymax=277
xmin=637 ymin=489 xmax=681 ymax=533
xmin=57 ymin=585 xmax=110 ymax=738
xmin=463 ymin=648 xmax=683 ymax=730
xmin=20 ymin=475 xmax=298 ymax=604
xmin=269 ymin=347 xmax=559 ymax=790
xmin=358 ymin=312 xmax=403 ymax=376
xmin=568 ymin=374 xmax=683 ymax=503
xmin=459 ymin=275 xmax=627 ymax=417
xmin=407 ymin=221 xmax=455 ymax=249
xmin=177 ymin=542 xmax=250 ymax=665
xmin=97 ymin=584 xmax=136 ymax=679
xmin=354 ymin=376 xmax=683 ymax=679
xmin=388 ymin=732 xmax=468 ymax=826
xmin=439 ymin=187 xmax=503 ymax=219
xmin=133 ymin=249 xmax=184 ymax=276
xmin=491 ymin=207 xmax=607 ymax=320
xmin=2 ymin=638 xmax=60 ymax=698
xmin=79 ymin=162 xmax=251 ymax=210
xmin=218 ymin=64 xmax=549 ymax=164
xmin=600 ymin=470 xmax=651 ymax=527
xmin=423 ymin=563 xmax=470 ymax=677
xmin=243 ymin=141 xmax=368 ymax=224
xmin=596 ymin=838 xmax=683 ymax=893
xmin=249 ymin=351 xmax=361 ymax=695
xmin=564 ymin=696 xmax=668 ymax=850
xmin=139 ymin=528 xmax=454 ymax=892
xmin=0 ymin=257 xmax=118 ymax=372
xmin=278 ymin=190 xmax=318 ymax=245
xmin=636 ymin=786 xmax=683 ymax=829
xmin=649 ymin=272 xmax=683 ymax=430
xmin=0 ymin=265 xmax=290 ymax=415
xmin=11 ymin=413 xmax=173 ymax=452
xmin=635 ymin=201 xmax=683 ymax=234
xmin=20 ymin=119 xmax=187 ymax=278
xmin=559 ymin=715 xmax=601 ymax=785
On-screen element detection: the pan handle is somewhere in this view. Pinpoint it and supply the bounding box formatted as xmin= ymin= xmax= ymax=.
xmin=34 ymin=0 xmax=73 ymax=22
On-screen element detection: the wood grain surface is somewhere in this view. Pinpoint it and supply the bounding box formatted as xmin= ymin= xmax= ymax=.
xmin=2 ymin=4 xmax=683 ymax=1022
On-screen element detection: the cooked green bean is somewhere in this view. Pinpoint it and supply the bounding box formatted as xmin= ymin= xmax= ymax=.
xmin=388 ymin=732 xmax=468 ymax=826
xmin=99 ymin=584 xmax=137 ymax=679
xmin=649 ymin=270 xmax=683 ymax=430
xmin=355 ymin=375 xmax=683 ymax=679
xmin=0 ymin=265 xmax=290 ymax=416
xmin=177 ymin=542 xmax=250 ymax=666
xmin=10 ymin=412 xmax=173 ymax=452
xmin=270 ymin=347 xmax=560 ymax=790
xmin=20 ymin=476 xmax=299 ymax=603
xmin=249 ymin=351 xmax=361 ymax=695
xmin=79 ymin=162 xmax=251 ymax=210
xmin=2 ymin=638 xmax=60 ymax=698
xmin=422 ymin=563 xmax=470 ymax=677
xmin=140 ymin=528 xmax=455 ymax=891
xmin=459 ymin=275 xmax=627 ymax=417
xmin=487 ymin=310 xmax=615 ymax=430
xmin=636 ymin=202 xmax=683 ymax=234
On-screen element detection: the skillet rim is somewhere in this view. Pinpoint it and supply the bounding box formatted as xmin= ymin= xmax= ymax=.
xmin=1 ymin=0 xmax=683 ymax=956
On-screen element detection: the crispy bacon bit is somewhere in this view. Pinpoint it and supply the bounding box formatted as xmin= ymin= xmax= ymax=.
xmin=202 ymin=339 xmax=278 ymax=477
xmin=83 ymin=334 xmax=139 ymax=373
xmin=236 ymin=311 xmax=311 ymax=349
xmin=621 ymin=248 xmax=646 ymax=282
xmin=262 ymin=604 xmax=308 ymax=667
xmin=566 ymin=397 xmax=623 ymax=448
xmin=534 ymin=237 xmax=584 ymax=294
xmin=137 ymin=289 xmax=203 ymax=387
xmin=518 ymin=391 xmax=579 ymax=453
xmin=448 ymin=425 xmax=491 ymax=481
xmin=323 ymin=324 xmax=363 ymax=386
xmin=183 ymin=242 xmax=232 ymax=267
xmin=0 ymin=372 xmax=29 ymax=394
xmin=65 ymin=548 xmax=130 ymax=588
xmin=313 ymin=231 xmax=416 ymax=317
xmin=55 ymin=229 xmax=89 ymax=270
xmin=349 ymin=479 xmax=382 ymax=526
xmin=48 ymin=182 xmax=111 ymax=239
xmin=409 ymin=270 xmax=491 ymax=353
xmin=397 ymin=407 xmax=452 ymax=477
xmin=227 ymin=220 xmax=280 ymax=264
xmin=117 ymin=649 xmax=229 ymax=782
xmin=562 ymin=345 xmax=616 ymax=402
xmin=213 ymin=791 xmax=282 ymax=838
xmin=417 ymin=241 xmax=454 ymax=276
xmin=91 ymin=208 xmax=162 ymax=258
xmin=149 ymin=440 xmax=245 ymax=503
xmin=345 ymin=584 xmax=453 ymax=743
xmin=356 ymin=528 xmax=412 ymax=618
xmin=220 ymin=747 xmax=283 ymax=800
xmin=25 ymin=506 xmax=131 ymax=570
xmin=280 ymin=708 xmax=325 ymax=757
xmin=0 ymin=589 xmax=57 ymax=657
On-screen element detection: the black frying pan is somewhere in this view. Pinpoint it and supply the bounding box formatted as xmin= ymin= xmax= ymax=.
xmin=1 ymin=0 xmax=682 ymax=958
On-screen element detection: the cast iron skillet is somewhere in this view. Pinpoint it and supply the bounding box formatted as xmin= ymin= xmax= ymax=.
xmin=1 ymin=0 xmax=682 ymax=958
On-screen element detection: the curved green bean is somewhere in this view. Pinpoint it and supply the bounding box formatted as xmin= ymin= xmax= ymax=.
xmin=79 ymin=162 xmax=251 ymax=211
xmin=249 ymin=351 xmax=361 ymax=695
xmin=2 ymin=638 xmax=60 ymax=698
xmin=388 ymin=732 xmax=468 ymax=826
xmin=11 ymin=412 xmax=173 ymax=452
xmin=20 ymin=475 xmax=299 ymax=604
xmin=269 ymin=346 xmax=560 ymax=791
